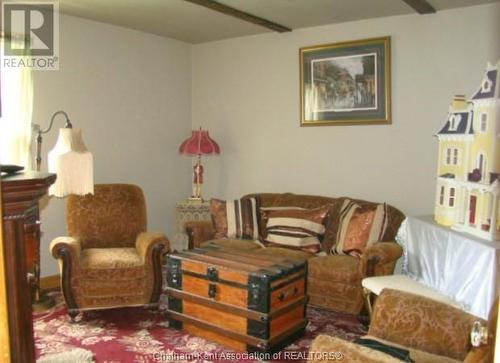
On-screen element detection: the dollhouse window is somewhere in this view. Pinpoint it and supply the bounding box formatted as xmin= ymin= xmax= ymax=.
xmin=445 ymin=148 xmax=452 ymax=164
xmin=480 ymin=113 xmax=488 ymax=132
xmin=449 ymin=115 xmax=459 ymax=131
xmin=453 ymin=149 xmax=459 ymax=165
xmin=439 ymin=186 xmax=445 ymax=205
xmin=481 ymin=79 xmax=492 ymax=93
xmin=445 ymin=148 xmax=459 ymax=165
xmin=477 ymin=154 xmax=486 ymax=181
xmin=449 ymin=188 xmax=456 ymax=207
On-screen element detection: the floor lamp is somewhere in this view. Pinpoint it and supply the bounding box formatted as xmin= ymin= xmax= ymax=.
xmin=32 ymin=110 xmax=93 ymax=310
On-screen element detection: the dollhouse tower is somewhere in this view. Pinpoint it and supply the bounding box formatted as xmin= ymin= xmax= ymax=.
xmin=435 ymin=61 xmax=500 ymax=241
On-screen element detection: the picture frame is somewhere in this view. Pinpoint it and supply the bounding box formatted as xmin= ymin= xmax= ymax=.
xmin=300 ymin=36 xmax=391 ymax=126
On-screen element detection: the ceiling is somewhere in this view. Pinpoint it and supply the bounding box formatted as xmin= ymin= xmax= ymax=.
xmin=52 ymin=0 xmax=499 ymax=44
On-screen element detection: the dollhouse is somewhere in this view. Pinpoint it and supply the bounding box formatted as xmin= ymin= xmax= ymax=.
xmin=435 ymin=61 xmax=500 ymax=241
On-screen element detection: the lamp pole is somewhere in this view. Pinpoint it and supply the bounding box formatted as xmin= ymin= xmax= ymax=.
xmin=35 ymin=110 xmax=73 ymax=171
xmin=30 ymin=111 xmax=73 ymax=310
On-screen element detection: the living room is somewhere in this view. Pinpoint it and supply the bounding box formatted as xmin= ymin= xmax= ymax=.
xmin=1 ymin=0 xmax=499 ymax=362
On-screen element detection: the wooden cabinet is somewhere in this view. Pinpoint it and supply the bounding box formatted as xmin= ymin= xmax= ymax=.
xmin=1 ymin=172 xmax=56 ymax=363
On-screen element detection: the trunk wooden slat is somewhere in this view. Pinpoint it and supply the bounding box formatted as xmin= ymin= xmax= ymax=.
xmin=165 ymin=247 xmax=308 ymax=352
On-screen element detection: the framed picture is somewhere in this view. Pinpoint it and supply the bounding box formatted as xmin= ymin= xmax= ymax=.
xmin=300 ymin=36 xmax=391 ymax=126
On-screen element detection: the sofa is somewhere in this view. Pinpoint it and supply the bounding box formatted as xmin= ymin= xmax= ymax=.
xmin=309 ymin=288 xmax=495 ymax=363
xmin=185 ymin=192 xmax=405 ymax=314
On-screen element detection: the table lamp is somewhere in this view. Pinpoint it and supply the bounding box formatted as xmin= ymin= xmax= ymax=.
xmin=179 ymin=127 xmax=220 ymax=201
xmin=32 ymin=110 xmax=93 ymax=309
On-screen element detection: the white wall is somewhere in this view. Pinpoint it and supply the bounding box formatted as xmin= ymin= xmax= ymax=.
xmin=192 ymin=3 xmax=500 ymax=216
xmin=35 ymin=15 xmax=192 ymax=276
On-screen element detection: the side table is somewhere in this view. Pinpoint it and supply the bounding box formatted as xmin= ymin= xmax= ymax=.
xmin=171 ymin=200 xmax=210 ymax=252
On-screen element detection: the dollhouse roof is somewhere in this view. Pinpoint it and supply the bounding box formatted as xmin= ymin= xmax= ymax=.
xmin=437 ymin=111 xmax=474 ymax=135
xmin=471 ymin=68 xmax=498 ymax=100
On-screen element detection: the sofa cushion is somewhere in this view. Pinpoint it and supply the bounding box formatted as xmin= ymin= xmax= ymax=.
xmin=210 ymin=198 xmax=259 ymax=239
xmin=308 ymin=255 xmax=360 ymax=283
xmin=245 ymin=193 xmax=345 ymax=252
xmin=257 ymin=246 xmax=312 ymax=261
xmin=308 ymin=280 xmax=363 ymax=313
xmin=333 ymin=201 xmax=389 ymax=257
xmin=245 ymin=193 xmax=404 ymax=254
xmin=200 ymin=238 xmax=263 ymax=251
xmin=333 ymin=197 xmax=405 ymax=244
xmin=81 ymin=247 xmax=142 ymax=267
xmin=260 ymin=205 xmax=331 ymax=253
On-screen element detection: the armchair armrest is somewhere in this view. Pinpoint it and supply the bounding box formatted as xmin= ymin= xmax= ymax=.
xmin=369 ymin=288 xmax=480 ymax=361
xmin=49 ymin=236 xmax=83 ymax=313
xmin=185 ymin=220 xmax=215 ymax=249
xmin=50 ymin=236 xmax=82 ymax=263
xmin=136 ymin=232 xmax=169 ymax=306
xmin=135 ymin=231 xmax=169 ymax=260
xmin=359 ymin=242 xmax=403 ymax=277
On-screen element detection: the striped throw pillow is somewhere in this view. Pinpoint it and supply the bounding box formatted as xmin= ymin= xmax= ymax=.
xmin=210 ymin=198 xmax=259 ymax=239
xmin=261 ymin=205 xmax=331 ymax=253
xmin=332 ymin=200 xmax=389 ymax=257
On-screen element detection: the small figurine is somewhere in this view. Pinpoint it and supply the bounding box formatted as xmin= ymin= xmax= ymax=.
xmin=434 ymin=61 xmax=499 ymax=241
xmin=192 ymin=159 xmax=204 ymax=199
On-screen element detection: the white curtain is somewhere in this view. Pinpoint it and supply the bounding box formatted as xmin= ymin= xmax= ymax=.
xmin=0 ymin=37 xmax=33 ymax=169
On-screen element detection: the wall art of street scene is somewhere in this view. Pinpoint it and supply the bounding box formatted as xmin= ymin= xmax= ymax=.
xmin=300 ymin=37 xmax=391 ymax=126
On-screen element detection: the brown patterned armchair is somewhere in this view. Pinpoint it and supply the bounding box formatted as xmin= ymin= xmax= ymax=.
xmin=50 ymin=184 xmax=169 ymax=321
xmin=309 ymin=289 xmax=496 ymax=363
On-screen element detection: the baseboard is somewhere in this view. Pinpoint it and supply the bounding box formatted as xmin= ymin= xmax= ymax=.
xmin=40 ymin=274 xmax=60 ymax=291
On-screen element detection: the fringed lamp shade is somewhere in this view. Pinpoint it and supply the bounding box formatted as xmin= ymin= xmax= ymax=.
xmin=178 ymin=129 xmax=220 ymax=156
xmin=179 ymin=128 xmax=220 ymax=200
xmin=47 ymin=128 xmax=94 ymax=197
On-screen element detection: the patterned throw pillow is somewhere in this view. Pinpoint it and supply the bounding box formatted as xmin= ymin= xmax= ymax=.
xmin=260 ymin=205 xmax=331 ymax=253
xmin=332 ymin=200 xmax=388 ymax=258
xmin=258 ymin=206 xmax=306 ymax=242
xmin=210 ymin=198 xmax=259 ymax=239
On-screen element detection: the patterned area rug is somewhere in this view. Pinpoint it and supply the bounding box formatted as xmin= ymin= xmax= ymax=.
xmin=34 ymin=292 xmax=365 ymax=363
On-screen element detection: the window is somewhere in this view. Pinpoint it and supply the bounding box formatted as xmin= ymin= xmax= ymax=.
xmin=449 ymin=114 xmax=460 ymax=131
xmin=481 ymin=79 xmax=492 ymax=93
xmin=444 ymin=148 xmax=459 ymax=166
xmin=439 ymin=186 xmax=445 ymax=205
xmin=449 ymin=187 xmax=455 ymax=207
xmin=0 ymin=37 xmax=33 ymax=168
xmin=477 ymin=153 xmax=486 ymax=182
xmin=445 ymin=148 xmax=452 ymax=165
xmin=480 ymin=113 xmax=488 ymax=132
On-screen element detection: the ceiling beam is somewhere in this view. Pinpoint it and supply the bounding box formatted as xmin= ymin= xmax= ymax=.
xmin=401 ymin=0 xmax=436 ymax=14
xmin=183 ymin=0 xmax=292 ymax=33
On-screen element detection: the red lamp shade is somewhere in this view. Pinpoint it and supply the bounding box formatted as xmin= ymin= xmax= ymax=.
xmin=179 ymin=128 xmax=220 ymax=200
xmin=179 ymin=129 xmax=220 ymax=156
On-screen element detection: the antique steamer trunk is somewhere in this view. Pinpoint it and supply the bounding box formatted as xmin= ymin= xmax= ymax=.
xmin=165 ymin=247 xmax=308 ymax=352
